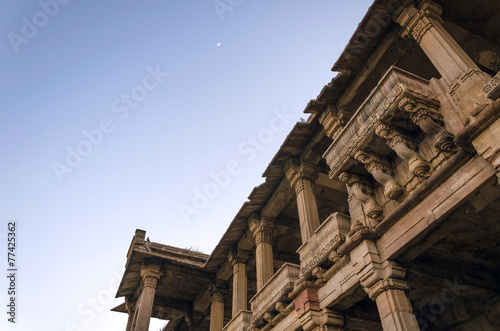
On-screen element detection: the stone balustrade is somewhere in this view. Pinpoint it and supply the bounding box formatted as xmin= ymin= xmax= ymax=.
xmin=222 ymin=310 xmax=252 ymax=331
xmin=296 ymin=212 xmax=351 ymax=277
xmin=249 ymin=263 xmax=300 ymax=327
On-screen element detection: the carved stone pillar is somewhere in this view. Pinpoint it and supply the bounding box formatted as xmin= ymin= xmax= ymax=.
xmin=351 ymin=241 xmax=419 ymax=331
xmin=125 ymin=297 xmax=136 ymax=331
xmin=395 ymin=1 xmax=491 ymax=116
xmin=134 ymin=262 xmax=161 ymax=331
xmin=338 ymin=172 xmax=382 ymax=233
xmin=368 ymin=279 xmax=419 ymax=331
xmin=375 ymin=123 xmax=430 ymax=177
xmin=354 ymin=150 xmax=404 ymax=200
xmin=399 ymin=97 xmax=455 ymax=152
xmin=285 ymin=160 xmax=321 ymax=244
xmin=249 ymin=215 xmax=274 ymax=291
xmin=228 ymin=248 xmax=250 ymax=317
xmin=209 ymin=281 xmax=227 ymax=331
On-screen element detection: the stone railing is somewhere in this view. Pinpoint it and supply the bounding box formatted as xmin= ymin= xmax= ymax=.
xmin=222 ymin=310 xmax=252 ymax=331
xmin=249 ymin=263 xmax=300 ymax=327
xmin=297 ymin=213 xmax=351 ymax=277
xmin=323 ymin=66 xmax=442 ymax=179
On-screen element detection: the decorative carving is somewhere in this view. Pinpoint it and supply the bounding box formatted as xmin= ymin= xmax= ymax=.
xmin=366 ymin=278 xmax=410 ymax=300
xmin=339 ymin=172 xmax=383 ymax=221
xmin=312 ymin=267 xmax=326 ymax=285
xmin=284 ymin=159 xmax=317 ymax=195
xmin=228 ymin=248 xmax=250 ymax=267
xmin=399 ymin=97 xmax=455 ymax=152
xmin=319 ymin=106 xmax=349 ymax=141
xmin=264 ymin=312 xmax=276 ymax=325
xmin=398 ymin=2 xmax=443 ymax=43
xmin=140 ymin=261 xmax=161 ymax=289
xmin=353 ymin=150 xmax=404 ymax=200
xmin=484 ymin=71 xmax=500 ymax=100
xmin=249 ymin=216 xmax=274 ymax=246
xmin=375 ymin=123 xmax=430 ymax=177
xmin=275 ymin=302 xmax=288 ymax=314
xmin=143 ymin=277 xmax=158 ymax=289
xmin=209 ymin=281 xmax=227 ymax=304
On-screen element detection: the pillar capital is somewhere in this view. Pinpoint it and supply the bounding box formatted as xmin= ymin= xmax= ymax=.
xmin=228 ymin=248 xmax=250 ymax=267
xmin=140 ymin=261 xmax=161 ymax=290
xmin=285 ymin=159 xmax=317 ymax=194
xmin=248 ymin=215 xmax=274 ymax=246
xmin=209 ymin=280 xmax=227 ymax=302
xmin=366 ymin=278 xmax=410 ymax=300
xmin=396 ymin=1 xmax=443 ymax=42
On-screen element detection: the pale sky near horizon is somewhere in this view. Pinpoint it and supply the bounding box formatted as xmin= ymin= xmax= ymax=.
xmin=0 ymin=1 xmax=372 ymax=330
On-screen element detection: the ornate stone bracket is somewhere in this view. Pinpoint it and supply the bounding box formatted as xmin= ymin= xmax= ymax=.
xmin=399 ymin=97 xmax=455 ymax=152
xmin=354 ymin=150 xmax=404 ymax=200
xmin=318 ymin=104 xmax=349 ymax=141
xmin=375 ymin=123 xmax=430 ymax=177
xmin=339 ymin=172 xmax=383 ymax=224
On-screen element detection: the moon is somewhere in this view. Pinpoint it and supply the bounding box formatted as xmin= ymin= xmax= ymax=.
xmin=217 ymin=42 xmax=221 ymax=47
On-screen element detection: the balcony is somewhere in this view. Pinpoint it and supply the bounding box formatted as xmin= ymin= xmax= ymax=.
xmin=249 ymin=263 xmax=300 ymax=327
xmin=322 ymin=67 xmax=456 ymax=232
xmin=297 ymin=212 xmax=351 ymax=277
xmin=222 ymin=310 xmax=252 ymax=331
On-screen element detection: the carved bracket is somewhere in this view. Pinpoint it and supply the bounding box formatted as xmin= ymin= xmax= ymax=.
xmin=339 ymin=172 xmax=383 ymax=222
xmin=354 ymin=150 xmax=404 ymax=200
xmin=399 ymin=97 xmax=455 ymax=152
xmin=375 ymin=123 xmax=430 ymax=177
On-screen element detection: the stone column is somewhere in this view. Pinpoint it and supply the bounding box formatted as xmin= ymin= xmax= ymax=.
xmin=125 ymin=297 xmax=136 ymax=331
xmin=249 ymin=215 xmax=274 ymax=291
xmin=368 ymin=279 xmax=419 ymax=331
xmin=395 ymin=1 xmax=491 ymax=116
xmin=228 ymin=248 xmax=250 ymax=317
xmin=351 ymin=241 xmax=419 ymax=331
xmin=134 ymin=262 xmax=161 ymax=331
xmin=209 ymin=282 xmax=226 ymax=331
xmin=285 ymin=160 xmax=321 ymax=244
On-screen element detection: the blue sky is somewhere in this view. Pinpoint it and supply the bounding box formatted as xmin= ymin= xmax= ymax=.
xmin=0 ymin=1 xmax=372 ymax=330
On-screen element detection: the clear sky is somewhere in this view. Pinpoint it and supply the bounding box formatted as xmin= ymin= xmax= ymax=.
xmin=0 ymin=1 xmax=372 ymax=330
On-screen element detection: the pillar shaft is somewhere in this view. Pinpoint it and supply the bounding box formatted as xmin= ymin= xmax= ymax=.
xmin=232 ymin=262 xmax=247 ymax=316
xmin=295 ymin=177 xmax=321 ymax=242
xmin=371 ymin=280 xmax=420 ymax=331
xmin=228 ymin=248 xmax=249 ymax=317
xmin=249 ymin=217 xmax=274 ymax=291
xmin=125 ymin=314 xmax=133 ymax=331
xmin=210 ymin=287 xmax=225 ymax=331
xmin=134 ymin=263 xmax=161 ymax=331
xmin=285 ymin=161 xmax=321 ymax=244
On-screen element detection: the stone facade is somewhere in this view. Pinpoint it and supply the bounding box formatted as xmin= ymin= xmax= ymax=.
xmin=113 ymin=1 xmax=500 ymax=330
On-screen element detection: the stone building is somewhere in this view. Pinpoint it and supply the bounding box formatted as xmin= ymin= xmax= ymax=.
xmin=112 ymin=0 xmax=500 ymax=330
